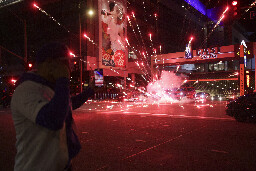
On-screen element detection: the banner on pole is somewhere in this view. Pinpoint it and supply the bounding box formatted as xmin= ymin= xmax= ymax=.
xmin=99 ymin=0 xmax=127 ymax=69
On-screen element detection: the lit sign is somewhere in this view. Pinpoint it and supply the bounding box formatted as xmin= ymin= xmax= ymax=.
xmin=240 ymin=64 xmax=245 ymax=96
xmin=0 ymin=0 xmax=22 ymax=8
xmin=235 ymin=42 xmax=253 ymax=59
xmin=241 ymin=40 xmax=247 ymax=67
xmin=246 ymin=71 xmax=250 ymax=88
xmin=185 ymin=43 xmax=193 ymax=59
xmin=94 ymin=69 xmax=104 ymax=87
xmin=196 ymin=47 xmax=219 ymax=59
xmin=246 ymin=75 xmax=250 ymax=88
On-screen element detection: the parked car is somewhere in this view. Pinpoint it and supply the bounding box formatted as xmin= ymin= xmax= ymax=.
xmin=172 ymin=88 xmax=185 ymax=100
xmin=166 ymin=87 xmax=196 ymax=100
xmin=178 ymin=87 xmax=196 ymax=99
xmin=226 ymin=92 xmax=256 ymax=122
xmin=195 ymin=92 xmax=210 ymax=100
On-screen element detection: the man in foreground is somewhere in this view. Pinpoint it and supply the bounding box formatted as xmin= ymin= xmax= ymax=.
xmin=11 ymin=42 xmax=94 ymax=171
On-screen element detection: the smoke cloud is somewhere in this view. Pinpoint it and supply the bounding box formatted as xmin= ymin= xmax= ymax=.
xmin=146 ymin=71 xmax=190 ymax=103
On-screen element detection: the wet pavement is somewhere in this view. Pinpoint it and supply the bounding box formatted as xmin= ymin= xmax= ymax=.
xmin=1 ymin=101 xmax=256 ymax=170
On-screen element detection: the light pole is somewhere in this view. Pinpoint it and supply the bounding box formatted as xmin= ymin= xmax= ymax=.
xmin=79 ymin=11 xmax=83 ymax=93
xmin=86 ymin=8 xmax=95 ymax=85
xmin=79 ymin=1 xmax=95 ymax=93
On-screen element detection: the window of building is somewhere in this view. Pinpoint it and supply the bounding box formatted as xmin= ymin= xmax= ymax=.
xmin=195 ymin=63 xmax=205 ymax=72
xmin=209 ymin=64 xmax=214 ymax=72
xmin=216 ymin=61 xmax=225 ymax=71
xmin=128 ymin=51 xmax=137 ymax=62
xmin=227 ymin=60 xmax=239 ymax=71
xmin=208 ymin=61 xmax=225 ymax=72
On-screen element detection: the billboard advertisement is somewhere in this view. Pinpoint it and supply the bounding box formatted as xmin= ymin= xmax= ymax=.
xmin=100 ymin=0 xmax=127 ymax=68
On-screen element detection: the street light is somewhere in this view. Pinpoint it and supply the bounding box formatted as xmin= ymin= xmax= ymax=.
xmin=79 ymin=3 xmax=95 ymax=92
xmin=88 ymin=9 xmax=94 ymax=16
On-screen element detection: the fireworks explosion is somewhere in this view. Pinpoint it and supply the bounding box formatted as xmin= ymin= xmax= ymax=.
xmin=145 ymin=71 xmax=191 ymax=103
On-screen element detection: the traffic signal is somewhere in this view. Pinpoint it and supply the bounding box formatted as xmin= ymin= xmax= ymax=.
xmin=231 ymin=1 xmax=240 ymax=19
xmin=71 ymin=58 xmax=79 ymax=72
xmin=28 ymin=63 xmax=33 ymax=71
xmin=11 ymin=79 xmax=17 ymax=85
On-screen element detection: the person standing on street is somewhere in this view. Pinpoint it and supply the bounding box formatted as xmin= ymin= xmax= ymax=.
xmin=11 ymin=42 xmax=94 ymax=171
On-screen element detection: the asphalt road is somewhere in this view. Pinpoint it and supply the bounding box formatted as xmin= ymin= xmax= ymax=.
xmin=1 ymin=100 xmax=256 ymax=171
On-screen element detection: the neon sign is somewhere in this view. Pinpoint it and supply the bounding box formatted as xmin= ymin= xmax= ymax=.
xmin=185 ymin=43 xmax=193 ymax=59
xmin=246 ymin=75 xmax=250 ymax=87
xmin=241 ymin=40 xmax=247 ymax=67
xmin=196 ymin=47 xmax=219 ymax=59
xmin=235 ymin=42 xmax=253 ymax=59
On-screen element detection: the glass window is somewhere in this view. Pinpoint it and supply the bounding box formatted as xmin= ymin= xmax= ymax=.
xmin=218 ymin=62 xmax=225 ymax=71
xmin=195 ymin=63 xmax=205 ymax=72
xmin=214 ymin=63 xmax=219 ymax=71
xmin=209 ymin=64 xmax=214 ymax=72
xmin=212 ymin=62 xmax=225 ymax=71
xmin=227 ymin=60 xmax=239 ymax=71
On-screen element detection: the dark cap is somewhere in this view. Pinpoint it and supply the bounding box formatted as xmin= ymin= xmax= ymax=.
xmin=36 ymin=42 xmax=70 ymax=64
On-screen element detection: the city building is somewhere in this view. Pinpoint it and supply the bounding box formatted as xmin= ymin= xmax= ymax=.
xmin=0 ymin=0 xmax=255 ymax=99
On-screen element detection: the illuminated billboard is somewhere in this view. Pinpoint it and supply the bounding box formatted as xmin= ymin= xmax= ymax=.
xmin=94 ymin=69 xmax=104 ymax=87
xmin=100 ymin=0 xmax=127 ymax=68
xmin=185 ymin=43 xmax=193 ymax=59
